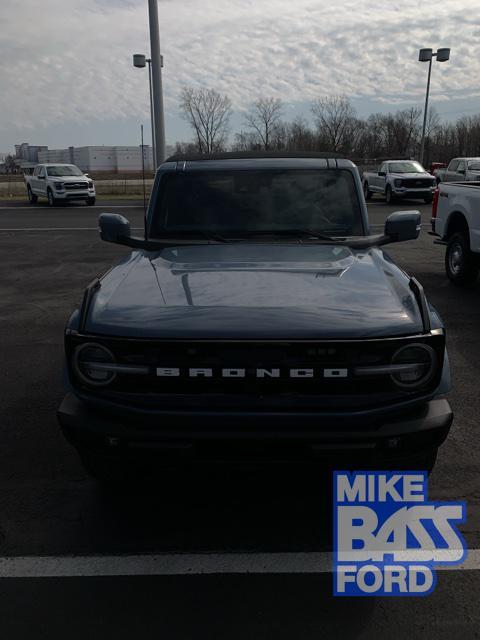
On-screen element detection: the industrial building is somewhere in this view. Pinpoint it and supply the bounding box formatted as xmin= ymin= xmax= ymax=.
xmin=37 ymin=145 xmax=153 ymax=172
xmin=11 ymin=143 xmax=153 ymax=173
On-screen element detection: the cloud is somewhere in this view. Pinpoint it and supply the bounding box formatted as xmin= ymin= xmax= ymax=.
xmin=1 ymin=0 xmax=479 ymax=134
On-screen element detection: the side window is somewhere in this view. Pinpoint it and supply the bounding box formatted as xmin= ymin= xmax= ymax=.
xmin=33 ymin=166 xmax=39 ymax=176
xmin=380 ymin=163 xmax=387 ymax=174
xmin=449 ymin=160 xmax=459 ymax=172
xmin=38 ymin=166 xmax=45 ymax=178
xmin=457 ymin=160 xmax=466 ymax=173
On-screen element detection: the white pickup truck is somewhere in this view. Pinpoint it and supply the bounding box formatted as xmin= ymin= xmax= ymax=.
xmin=362 ymin=160 xmax=436 ymax=204
xmin=25 ymin=164 xmax=96 ymax=206
xmin=434 ymin=158 xmax=480 ymax=184
xmin=431 ymin=182 xmax=480 ymax=285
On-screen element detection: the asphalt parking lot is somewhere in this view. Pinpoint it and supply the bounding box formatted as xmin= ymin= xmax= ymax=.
xmin=1 ymin=196 xmax=479 ymax=638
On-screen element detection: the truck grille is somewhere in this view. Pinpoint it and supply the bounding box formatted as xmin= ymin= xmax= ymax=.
xmin=65 ymin=182 xmax=89 ymax=190
xmin=402 ymin=178 xmax=433 ymax=189
xmin=67 ymin=335 xmax=445 ymax=412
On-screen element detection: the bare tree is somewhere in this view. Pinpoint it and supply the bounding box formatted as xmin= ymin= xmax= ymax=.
xmin=179 ymin=87 xmax=232 ymax=154
xmin=311 ymin=95 xmax=357 ymax=152
xmin=243 ymin=97 xmax=283 ymax=150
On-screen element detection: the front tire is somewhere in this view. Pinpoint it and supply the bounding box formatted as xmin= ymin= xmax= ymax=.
xmin=363 ymin=182 xmax=373 ymax=200
xmin=445 ymin=231 xmax=480 ymax=285
xmin=79 ymin=450 xmax=147 ymax=488
xmin=27 ymin=185 xmax=37 ymax=204
xmin=385 ymin=186 xmax=395 ymax=205
xmin=86 ymin=197 xmax=96 ymax=206
xmin=47 ymin=188 xmax=56 ymax=207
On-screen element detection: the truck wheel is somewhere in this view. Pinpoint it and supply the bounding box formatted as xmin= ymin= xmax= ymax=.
xmin=363 ymin=182 xmax=373 ymax=200
xmin=385 ymin=186 xmax=395 ymax=204
xmin=79 ymin=450 xmax=146 ymax=488
xmin=445 ymin=231 xmax=480 ymax=285
xmin=47 ymin=188 xmax=56 ymax=207
xmin=27 ymin=185 xmax=37 ymax=204
xmin=86 ymin=197 xmax=96 ymax=206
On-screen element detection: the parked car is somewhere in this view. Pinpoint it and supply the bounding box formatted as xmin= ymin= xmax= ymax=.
xmin=25 ymin=163 xmax=96 ymax=206
xmin=430 ymin=162 xmax=447 ymax=176
xmin=434 ymin=157 xmax=480 ymax=184
xmin=431 ymin=182 xmax=480 ymax=284
xmin=363 ymin=160 xmax=437 ymax=204
xmin=58 ymin=152 xmax=453 ymax=483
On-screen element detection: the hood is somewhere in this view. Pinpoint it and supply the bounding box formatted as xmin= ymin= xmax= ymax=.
xmin=390 ymin=172 xmax=433 ymax=180
xmin=53 ymin=175 xmax=88 ymax=182
xmin=87 ymin=244 xmax=424 ymax=339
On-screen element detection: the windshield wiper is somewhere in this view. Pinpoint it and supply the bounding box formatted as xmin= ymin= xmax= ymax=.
xmin=237 ymin=229 xmax=343 ymax=241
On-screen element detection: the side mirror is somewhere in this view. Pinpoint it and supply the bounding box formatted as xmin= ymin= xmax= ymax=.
xmin=458 ymin=169 xmax=465 ymax=175
xmin=99 ymin=213 xmax=132 ymax=244
xmin=384 ymin=211 xmax=421 ymax=243
xmin=378 ymin=171 xmax=386 ymax=177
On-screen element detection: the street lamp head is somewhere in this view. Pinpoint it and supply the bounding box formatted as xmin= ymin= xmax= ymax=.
xmin=133 ymin=53 xmax=147 ymax=68
xmin=436 ymin=48 xmax=451 ymax=62
xmin=419 ymin=48 xmax=433 ymax=62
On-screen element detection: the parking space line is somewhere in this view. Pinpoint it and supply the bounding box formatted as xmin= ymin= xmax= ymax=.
xmin=0 ymin=227 xmax=145 ymax=232
xmin=0 ymin=205 xmax=142 ymax=210
xmin=0 ymin=550 xmax=478 ymax=578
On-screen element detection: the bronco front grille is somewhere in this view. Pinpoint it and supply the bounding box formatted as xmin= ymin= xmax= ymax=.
xmin=66 ymin=334 xmax=446 ymax=412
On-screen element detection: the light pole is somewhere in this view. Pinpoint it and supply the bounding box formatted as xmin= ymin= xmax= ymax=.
xmin=418 ymin=47 xmax=450 ymax=166
xmin=148 ymin=0 xmax=166 ymax=166
xmin=133 ymin=53 xmax=156 ymax=170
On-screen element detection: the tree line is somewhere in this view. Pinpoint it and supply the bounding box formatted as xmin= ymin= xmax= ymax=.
xmin=178 ymin=88 xmax=480 ymax=166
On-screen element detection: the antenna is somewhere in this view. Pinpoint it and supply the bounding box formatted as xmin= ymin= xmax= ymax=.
xmin=140 ymin=124 xmax=147 ymax=240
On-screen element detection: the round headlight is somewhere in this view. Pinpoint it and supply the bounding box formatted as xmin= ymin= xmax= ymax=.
xmin=73 ymin=343 xmax=116 ymax=386
xmin=390 ymin=344 xmax=436 ymax=389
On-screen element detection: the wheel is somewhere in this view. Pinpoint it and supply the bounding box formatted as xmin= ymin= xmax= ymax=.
xmin=385 ymin=186 xmax=395 ymax=204
xmin=79 ymin=450 xmax=148 ymax=488
xmin=27 ymin=185 xmax=37 ymax=204
xmin=394 ymin=449 xmax=438 ymax=475
xmin=445 ymin=231 xmax=480 ymax=285
xmin=363 ymin=181 xmax=373 ymax=200
xmin=47 ymin=188 xmax=56 ymax=207
xmin=86 ymin=197 xmax=96 ymax=206
xmin=424 ymin=195 xmax=433 ymax=204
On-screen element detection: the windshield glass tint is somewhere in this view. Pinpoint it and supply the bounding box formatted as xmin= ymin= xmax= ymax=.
xmin=388 ymin=161 xmax=425 ymax=174
xmin=46 ymin=165 xmax=83 ymax=177
xmin=151 ymin=169 xmax=364 ymax=237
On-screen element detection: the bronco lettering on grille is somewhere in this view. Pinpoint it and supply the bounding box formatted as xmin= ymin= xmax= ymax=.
xmin=155 ymin=367 xmax=349 ymax=379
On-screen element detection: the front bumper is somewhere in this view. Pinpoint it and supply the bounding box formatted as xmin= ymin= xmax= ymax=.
xmin=58 ymin=393 xmax=453 ymax=464
xmin=54 ymin=190 xmax=96 ymax=200
xmin=393 ymin=187 xmax=436 ymax=199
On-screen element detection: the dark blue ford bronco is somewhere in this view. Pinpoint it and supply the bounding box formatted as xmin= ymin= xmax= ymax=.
xmin=58 ymin=153 xmax=453 ymax=480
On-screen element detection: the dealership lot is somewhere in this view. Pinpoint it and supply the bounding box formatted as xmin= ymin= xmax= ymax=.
xmin=0 ymin=198 xmax=479 ymax=637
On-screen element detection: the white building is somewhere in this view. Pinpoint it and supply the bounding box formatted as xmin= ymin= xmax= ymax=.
xmin=37 ymin=145 xmax=153 ymax=173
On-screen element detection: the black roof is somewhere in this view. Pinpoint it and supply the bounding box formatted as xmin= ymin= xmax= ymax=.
xmin=165 ymin=151 xmax=345 ymax=162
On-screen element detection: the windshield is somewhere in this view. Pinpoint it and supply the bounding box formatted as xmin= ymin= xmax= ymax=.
xmin=150 ymin=169 xmax=364 ymax=238
xmin=46 ymin=165 xmax=84 ymax=177
xmin=388 ymin=161 xmax=425 ymax=174
xmin=468 ymin=161 xmax=480 ymax=171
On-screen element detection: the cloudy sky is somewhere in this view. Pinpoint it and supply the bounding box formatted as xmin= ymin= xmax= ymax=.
xmin=1 ymin=0 xmax=479 ymax=153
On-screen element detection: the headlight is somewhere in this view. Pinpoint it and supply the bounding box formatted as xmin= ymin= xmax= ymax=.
xmin=88 ymin=181 xmax=94 ymax=189
xmin=73 ymin=343 xmax=116 ymax=386
xmin=394 ymin=179 xmax=403 ymax=188
xmin=55 ymin=182 xmax=64 ymax=191
xmin=390 ymin=344 xmax=436 ymax=389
